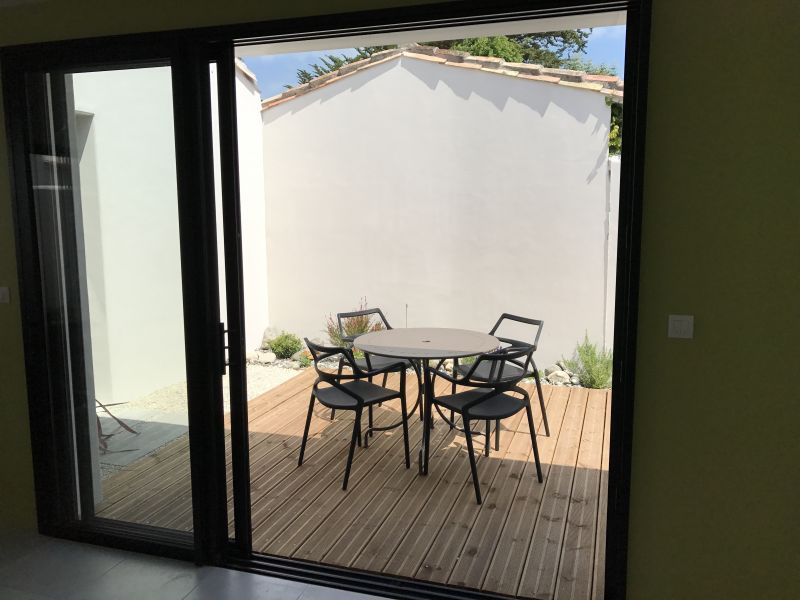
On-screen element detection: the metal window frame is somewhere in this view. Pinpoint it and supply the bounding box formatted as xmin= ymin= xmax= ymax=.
xmin=0 ymin=0 xmax=651 ymax=597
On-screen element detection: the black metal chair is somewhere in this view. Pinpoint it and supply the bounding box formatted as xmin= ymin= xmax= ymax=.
xmin=330 ymin=308 xmax=420 ymax=429
xmin=300 ymin=338 xmax=411 ymax=490
xmin=428 ymin=346 xmax=543 ymax=504
xmin=450 ymin=314 xmax=550 ymax=449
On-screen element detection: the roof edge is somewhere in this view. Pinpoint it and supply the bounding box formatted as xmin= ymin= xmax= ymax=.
xmin=261 ymin=44 xmax=623 ymax=110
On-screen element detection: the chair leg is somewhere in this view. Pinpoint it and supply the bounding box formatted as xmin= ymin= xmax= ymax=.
xmin=400 ymin=394 xmax=411 ymax=468
xmin=298 ymin=393 xmax=315 ymax=466
xmin=495 ymin=418 xmax=501 ymax=451
xmin=368 ymin=405 xmax=374 ymax=438
xmin=485 ymin=420 xmax=490 ymax=457
xmin=382 ymin=372 xmax=388 ymax=387
xmin=533 ymin=369 xmax=550 ymax=436
xmin=356 ymin=414 xmax=362 ymax=447
xmin=524 ymin=404 xmax=543 ymax=483
xmin=332 ymin=359 xmax=344 ymax=420
xmin=463 ymin=417 xmax=482 ymax=504
xmin=343 ymin=407 xmax=363 ymax=490
xmin=450 ymin=372 xmax=457 ymax=430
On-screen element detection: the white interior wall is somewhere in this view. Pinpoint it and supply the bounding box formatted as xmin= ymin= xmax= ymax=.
xmin=262 ymin=56 xmax=614 ymax=366
xmin=73 ymin=68 xmax=186 ymax=406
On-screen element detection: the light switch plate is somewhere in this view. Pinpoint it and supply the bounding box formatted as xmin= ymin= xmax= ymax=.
xmin=0 ymin=287 xmax=9 ymax=304
xmin=668 ymin=314 xmax=694 ymax=339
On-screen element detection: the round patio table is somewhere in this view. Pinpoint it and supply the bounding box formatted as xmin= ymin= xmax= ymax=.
xmin=355 ymin=327 xmax=498 ymax=475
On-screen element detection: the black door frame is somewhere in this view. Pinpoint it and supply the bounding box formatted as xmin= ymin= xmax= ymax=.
xmin=1 ymin=0 xmax=651 ymax=597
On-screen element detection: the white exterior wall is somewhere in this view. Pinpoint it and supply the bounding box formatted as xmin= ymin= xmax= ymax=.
xmin=262 ymin=56 xmax=617 ymax=366
xmin=212 ymin=63 xmax=270 ymax=352
xmin=73 ymin=68 xmax=186 ymax=406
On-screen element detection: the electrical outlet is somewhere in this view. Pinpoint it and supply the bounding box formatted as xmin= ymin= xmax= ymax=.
xmin=668 ymin=314 xmax=693 ymax=339
xmin=0 ymin=287 xmax=10 ymax=304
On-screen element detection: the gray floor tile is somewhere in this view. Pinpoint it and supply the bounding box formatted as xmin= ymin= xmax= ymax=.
xmin=0 ymin=538 xmax=125 ymax=597
xmin=182 ymin=567 xmax=306 ymax=600
xmin=299 ymin=584 xmax=383 ymax=600
xmin=0 ymin=529 xmax=47 ymax=568
xmin=66 ymin=552 xmax=202 ymax=600
xmin=0 ymin=586 xmax=55 ymax=600
xmin=0 ymin=534 xmax=386 ymax=600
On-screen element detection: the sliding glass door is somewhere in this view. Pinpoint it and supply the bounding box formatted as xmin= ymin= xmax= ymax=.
xmin=6 ymin=44 xmax=235 ymax=558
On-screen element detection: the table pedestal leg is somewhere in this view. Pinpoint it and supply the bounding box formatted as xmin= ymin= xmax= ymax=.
xmin=418 ymin=359 xmax=433 ymax=475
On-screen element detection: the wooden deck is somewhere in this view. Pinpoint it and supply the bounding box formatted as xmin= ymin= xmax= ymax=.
xmin=98 ymin=369 xmax=610 ymax=600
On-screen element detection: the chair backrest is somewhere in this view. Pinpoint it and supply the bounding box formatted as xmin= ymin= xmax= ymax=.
xmin=336 ymin=307 xmax=392 ymax=344
xmin=489 ymin=313 xmax=544 ymax=352
xmin=462 ymin=344 xmax=535 ymax=388
xmin=305 ymin=338 xmax=360 ymax=383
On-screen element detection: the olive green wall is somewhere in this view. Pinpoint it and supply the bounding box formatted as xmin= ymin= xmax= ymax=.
xmin=1 ymin=1 xmax=797 ymax=598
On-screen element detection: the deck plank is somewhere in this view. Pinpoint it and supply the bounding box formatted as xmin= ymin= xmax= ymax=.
xmin=385 ymin=410 xmax=526 ymax=580
xmin=480 ymin=386 xmax=572 ymax=596
xmin=448 ymin=385 xmax=555 ymax=590
xmin=417 ymin=406 xmax=536 ymax=584
xmin=591 ymin=390 xmax=611 ymax=600
xmin=516 ymin=387 xmax=590 ymax=600
xmin=279 ymin=379 xmax=455 ymax=563
xmin=553 ymin=388 xmax=607 ymax=600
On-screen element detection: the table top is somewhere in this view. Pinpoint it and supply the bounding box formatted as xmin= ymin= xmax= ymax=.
xmin=354 ymin=327 xmax=499 ymax=360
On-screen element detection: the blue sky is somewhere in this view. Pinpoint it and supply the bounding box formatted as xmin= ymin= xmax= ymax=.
xmin=243 ymin=25 xmax=626 ymax=99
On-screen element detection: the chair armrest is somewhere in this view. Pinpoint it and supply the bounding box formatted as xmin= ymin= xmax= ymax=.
xmin=358 ymin=361 xmax=407 ymax=379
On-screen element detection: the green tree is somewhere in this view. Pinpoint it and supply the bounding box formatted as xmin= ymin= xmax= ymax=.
xmin=560 ymin=56 xmax=616 ymax=75
xmin=507 ymin=30 xmax=590 ymax=67
xmin=444 ymin=36 xmax=524 ymax=62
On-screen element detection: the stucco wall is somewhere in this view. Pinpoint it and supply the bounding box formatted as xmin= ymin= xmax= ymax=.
xmin=262 ymin=55 xmax=613 ymax=365
xmin=212 ymin=64 xmax=270 ymax=352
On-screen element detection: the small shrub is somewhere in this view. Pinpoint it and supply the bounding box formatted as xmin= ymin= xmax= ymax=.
xmin=269 ymin=332 xmax=303 ymax=359
xmin=563 ymin=333 xmax=613 ymax=389
xmin=325 ymin=297 xmax=385 ymax=347
xmin=297 ymin=354 xmax=312 ymax=368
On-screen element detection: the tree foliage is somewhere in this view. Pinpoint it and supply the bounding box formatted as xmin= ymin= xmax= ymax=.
xmin=432 ymin=30 xmax=590 ymax=67
xmin=438 ymin=36 xmax=524 ymax=62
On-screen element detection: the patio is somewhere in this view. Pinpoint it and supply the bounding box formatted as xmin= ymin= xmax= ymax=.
xmin=97 ymin=369 xmax=610 ymax=599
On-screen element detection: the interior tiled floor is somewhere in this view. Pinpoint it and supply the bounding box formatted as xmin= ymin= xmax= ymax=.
xmin=0 ymin=530 xmax=386 ymax=600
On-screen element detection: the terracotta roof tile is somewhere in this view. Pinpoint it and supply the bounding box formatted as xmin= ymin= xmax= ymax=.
xmin=401 ymin=52 xmax=447 ymax=63
xmin=558 ymin=80 xmax=605 ymax=92
xmin=518 ymin=74 xmax=561 ymax=84
xmin=480 ymin=67 xmax=520 ymax=77
xmin=501 ymin=62 xmax=542 ymax=75
xmin=584 ymin=73 xmax=620 ymax=84
xmin=443 ymin=61 xmax=483 ymax=70
xmin=540 ymin=67 xmax=585 ymax=82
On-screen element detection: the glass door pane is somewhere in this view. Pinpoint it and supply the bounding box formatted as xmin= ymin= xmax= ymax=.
xmin=24 ymin=65 xmax=194 ymax=531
